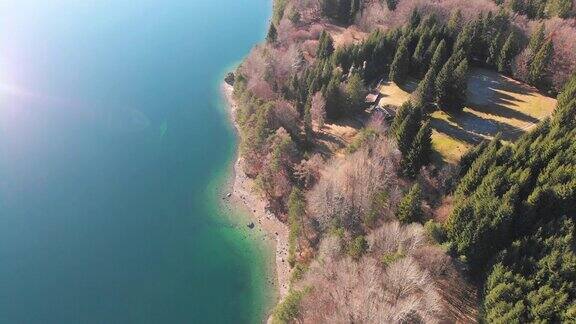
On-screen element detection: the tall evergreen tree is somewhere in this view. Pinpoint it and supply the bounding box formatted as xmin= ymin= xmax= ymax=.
xmin=404 ymin=121 xmax=432 ymax=177
xmin=447 ymin=9 xmax=463 ymax=36
xmin=528 ymin=39 xmax=553 ymax=86
xmin=395 ymin=105 xmax=422 ymax=155
xmin=304 ymin=97 xmax=313 ymax=143
xmin=324 ymin=69 xmax=344 ymax=119
xmin=413 ymin=66 xmax=436 ymax=107
xmin=412 ymin=32 xmax=429 ymax=76
xmin=267 ymin=23 xmax=278 ymax=43
xmin=435 ymin=58 xmax=455 ymax=110
xmin=528 ymin=23 xmax=546 ymax=59
xmin=317 ymin=31 xmax=335 ymax=59
xmin=498 ymin=30 xmax=521 ymax=74
xmin=389 ymin=40 xmax=410 ymax=84
xmin=429 ymin=39 xmax=447 ymax=73
xmin=346 ymin=72 xmax=364 ymax=113
xmin=453 ymin=58 xmax=469 ymax=110
xmin=487 ymin=31 xmax=504 ymax=66
xmin=397 ymin=183 xmax=423 ymax=223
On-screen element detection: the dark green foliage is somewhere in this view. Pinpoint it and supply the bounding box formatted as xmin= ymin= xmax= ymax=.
xmin=424 ymin=220 xmax=447 ymax=244
xmin=406 ymin=121 xmax=432 ymax=173
xmin=324 ymin=69 xmax=345 ymax=119
xmin=347 ymin=235 xmax=368 ymax=259
xmin=498 ymin=30 xmax=521 ymax=74
xmin=321 ymin=0 xmax=359 ymax=24
xmin=528 ymin=24 xmax=545 ymax=57
xmin=528 ymin=39 xmax=553 ymax=86
xmin=435 ymin=56 xmax=469 ymax=112
xmin=508 ymin=0 xmax=573 ymax=18
xmin=412 ymin=66 xmax=436 ymax=107
xmin=397 ymin=183 xmax=423 ymax=223
xmin=486 ymin=31 xmax=504 ymax=66
xmin=267 ymin=22 xmax=278 ymax=43
xmin=304 ymin=97 xmax=313 ymax=143
xmin=447 ymin=73 xmax=576 ymax=277
xmin=459 ymin=140 xmax=490 ymax=176
xmin=447 ymin=9 xmax=463 ymax=36
xmin=554 ymin=72 xmax=576 ymax=126
xmin=483 ymin=217 xmax=576 ymax=323
xmin=392 ymin=102 xmax=432 ymax=177
xmin=386 ymin=0 xmax=398 ymax=10
xmin=452 ymin=58 xmax=469 ymax=109
xmin=272 ymin=289 xmax=306 ymax=324
xmin=346 ymin=71 xmax=364 ymax=113
xmin=389 ymin=39 xmax=410 ymax=84
xmin=394 ymin=103 xmax=421 ymax=155
xmin=316 ymin=31 xmax=335 ymax=59
xmin=428 ymin=39 xmax=447 ymax=73
xmin=288 ymin=187 xmax=306 ymax=266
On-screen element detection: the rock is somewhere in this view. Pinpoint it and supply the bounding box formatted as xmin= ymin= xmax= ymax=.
xmin=247 ymin=222 xmax=255 ymax=229
xmin=224 ymin=72 xmax=235 ymax=86
xmin=226 ymin=192 xmax=232 ymax=198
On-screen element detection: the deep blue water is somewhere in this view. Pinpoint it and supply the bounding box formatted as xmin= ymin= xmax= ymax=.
xmin=0 ymin=1 xmax=272 ymax=322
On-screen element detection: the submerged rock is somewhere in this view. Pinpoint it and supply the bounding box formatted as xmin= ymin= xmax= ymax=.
xmin=224 ymin=72 xmax=235 ymax=86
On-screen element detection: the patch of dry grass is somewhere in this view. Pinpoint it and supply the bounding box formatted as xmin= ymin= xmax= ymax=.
xmin=377 ymin=79 xmax=418 ymax=107
xmin=312 ymin=118 xmax=362 ymax=157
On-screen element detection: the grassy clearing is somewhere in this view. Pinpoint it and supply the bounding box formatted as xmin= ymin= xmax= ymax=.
xmin=378 ymin=68 xmax=557 ymax=164
xmin=377 ymin=79 xmax=418 ymax=107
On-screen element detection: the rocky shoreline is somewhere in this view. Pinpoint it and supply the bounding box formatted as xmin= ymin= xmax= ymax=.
xmin=220 ymin=82 xmax=291 ymax=317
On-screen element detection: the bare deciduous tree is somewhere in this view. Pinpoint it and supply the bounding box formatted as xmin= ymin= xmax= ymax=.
xmin=307 ymin=138 xmax=401 ymax=232
xmin=296 ymin=221 xmax=464 ymax=323
xmin=294 ymin=153 xmax=324 ymax=189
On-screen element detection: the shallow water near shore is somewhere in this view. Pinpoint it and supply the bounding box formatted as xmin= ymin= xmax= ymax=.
xmin=0 ymin=1 xmax=272 ymax=322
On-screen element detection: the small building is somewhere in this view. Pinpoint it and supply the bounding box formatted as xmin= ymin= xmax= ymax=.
xmin=372 ymin=105 xmax=397 ymax=121
xmin=365 ymin=92 xmax=380 ymax=106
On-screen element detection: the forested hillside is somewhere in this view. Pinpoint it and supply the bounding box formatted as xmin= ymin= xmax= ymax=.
xmin=232 ymin=0 xmax=576 ymax=322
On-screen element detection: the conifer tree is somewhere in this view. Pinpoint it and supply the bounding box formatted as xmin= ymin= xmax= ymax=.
xmin=434 ymin=58 xmax=455 ymax=110
xmin=317 ymin=31 xmax=334 ymax=59
xmin=453 ymin=58 xmax=469 ymax=111
xmin=324 ymin=70 xmax=344 ymax=119
xmin=498 ymin=30 xmax=520 ymax=74
xmin=413 ymin=66 xmax=436 ymax=107
xmin=412 ymin=32 xmax=429 ymax=76
xmin=487 ymin=31 xmax=504 ymax=66
xmin=411 ymin=120 xmax=432 ymax=167
xmin=528 ymin=23 xmax=546 ymax=59
xmin=267 ymin=23 xmax=278 ymax=43
xmin=390 ymin=101 xmax=412 ymax=134
xmin=429 ymin=39 xmax=447 ymax=73
xmin=447 ymin=9 xmax=463 ymax=36
xmin=304 ymin=97 xmax=313 ymax=143
xmin=395 ymin=105 xmax=422 ymax=155
xmin=346 ymin=72 xmax=364 ymax=113
xmin=386 ymin=0 xmax=398 ymax=10
xmin=397 ymin=183 xmax=422 ymax=223
xmin=423 ymin=37 xmax=439 ymax=70
xmin=528 ymin=39 xmax=553 ymax=86
xmin=389 ymin=40 xmax=410 ymax=84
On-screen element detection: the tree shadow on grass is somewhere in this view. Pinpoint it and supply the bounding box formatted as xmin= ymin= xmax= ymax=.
xmin=431 ymin=110 xmax=526 ymax=145
xmin=466 ymin=70 xmax=541 ymax=124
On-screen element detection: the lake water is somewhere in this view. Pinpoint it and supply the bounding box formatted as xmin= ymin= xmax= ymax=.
xmin=0 ymin=1 xmax=272 ymax=322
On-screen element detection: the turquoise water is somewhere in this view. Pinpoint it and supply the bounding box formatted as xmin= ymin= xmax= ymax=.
xmin=0 ymin=1 xmax=273 ymax=323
